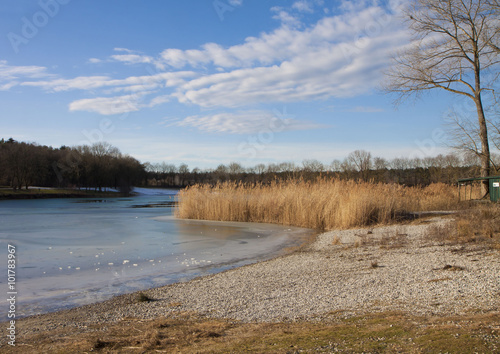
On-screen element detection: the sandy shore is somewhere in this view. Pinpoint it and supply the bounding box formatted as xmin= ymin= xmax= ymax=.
xmin=3 ymin=216 xmax=500 ymax=346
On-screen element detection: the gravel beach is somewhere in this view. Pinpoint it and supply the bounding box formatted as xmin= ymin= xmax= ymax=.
xmin=4 ymin=216 xmax=500 ymax=345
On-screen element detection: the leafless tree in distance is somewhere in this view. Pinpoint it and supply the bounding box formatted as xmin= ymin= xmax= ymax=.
xmin=347 ymin=150 xmax=372 ymax=180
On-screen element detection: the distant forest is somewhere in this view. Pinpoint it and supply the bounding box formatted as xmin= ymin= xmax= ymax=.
xmin=1 ymin=138 xmax=499 ymax=192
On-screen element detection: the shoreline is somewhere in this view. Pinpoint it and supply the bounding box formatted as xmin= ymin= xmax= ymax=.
xmin=2 ymin=216 xmax=500 ymax=349
xmin=0 ymin=186 xmax=180 ymax=200
xmin=0 ymin=189 xmax=120 ymax=200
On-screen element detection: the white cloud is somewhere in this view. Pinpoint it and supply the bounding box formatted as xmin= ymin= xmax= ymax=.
xmin=0 ymin=60 xmax=52 ymax=90
xmin=172 ymin=110 xmax=325 ymax=134
xmin=110 ymin=54 xmax=154 ymax=65
xmin=292 ymin=0 xmax=314 ymax=13
xmin=148 ymin=95 xmax=170 ymax=107
xmin=113 ymin=47 xmax=136 ymax=53
xmin=271 ymin=7 xmax=301 ymax=27
xmin=23 ymin=75 xmax=113 ymax=91
xmin=108 ymin=83 xmax=160 ymax=94
xmin=89 ymin=48 xmax=155 ymax=66
xmin=0 ymin=81 xmax=19 ymax=91
xmin=68 ymin=94 xmax=146 ymax=115
xmin=22 ymin=71 xmax=196 ymax=93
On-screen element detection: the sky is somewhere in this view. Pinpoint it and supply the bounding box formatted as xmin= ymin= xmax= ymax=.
xmin=0 ymin=0 xmax=464 ymax=169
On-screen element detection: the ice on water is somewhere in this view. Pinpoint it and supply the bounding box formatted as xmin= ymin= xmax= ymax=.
xmin=0 ymin=189 xmax=313 ymax=318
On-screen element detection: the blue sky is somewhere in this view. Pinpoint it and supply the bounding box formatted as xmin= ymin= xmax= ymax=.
xmin=0 ymin=0 xmax=460 ymax=169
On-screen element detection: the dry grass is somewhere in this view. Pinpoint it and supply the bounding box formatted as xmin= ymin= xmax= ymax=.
xmin=454 ymin=204 xmax=500 ymax=247
xmin=426 ymin=204 xmax=500 ymax=249
xmin=177 ymin=180 xmax=459 ymax=230
xmin=5 ymin=312 xmax=499 ymax=353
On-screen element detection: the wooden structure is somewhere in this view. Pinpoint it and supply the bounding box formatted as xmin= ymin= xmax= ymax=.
xmin=458 ymin=176 xmax=500 ymax=202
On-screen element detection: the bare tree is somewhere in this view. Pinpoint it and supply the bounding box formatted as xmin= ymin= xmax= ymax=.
xmin=302 ymin=159 xmax=325 ymax=173
xmin=422 ymin=156 xmax=436 ymax=168
xmin=279 ymin=162 xmax=298 ymax=179
xmin=385 ymin=0 xmax=500 ymax=196
xmin=266 ymin=163 xmax=279 ymax=174
xmin=463 ymin=150 xmax=481 ymax=166
xmin=489 ymin=107 xmax=500 ymax=152
xmin=485 ymin=0 xmax=500 ymax=52
xmin=347 ymin=150 xmax=372 ymax=179
xmin=330 ymin=159 xmax=343 ymax=172
xmin=492 ymin=152 xmax=500 ymax=172
xmin=391 ymin=157 xmax=411 ymax=170
xmin=373 ymin=157 xmax=389 ymax=170
xmin=255 ymin=163 xmax=266 ymax=175
xmin=445 ymin=106 xmax=500 ymax=171
xmin=214 ymin=164 xmax=229 ymax=182
xmin=178 ymin=164 xmax=189 ymax=174
xmin=410 ymin=157 xmax=424 ymax=168
xmin=228 ymin=162 xmax=244 ymax=174
xmin=444 ymin=153 xmax=462 ymax=167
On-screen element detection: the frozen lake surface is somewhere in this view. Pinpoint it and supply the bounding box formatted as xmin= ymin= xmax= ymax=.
xmin=0 ymin=188 xmax=313 ymax=318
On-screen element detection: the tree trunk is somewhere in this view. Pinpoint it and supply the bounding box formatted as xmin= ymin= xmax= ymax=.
xmin=474 ymin=41 xmax=490 ymax=198
xmin=475 ymin=97 xmax=491 ymax=197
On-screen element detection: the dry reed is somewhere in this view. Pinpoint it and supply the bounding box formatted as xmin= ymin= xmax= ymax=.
xmin=176 ymin=179 xmax=459 ymax=230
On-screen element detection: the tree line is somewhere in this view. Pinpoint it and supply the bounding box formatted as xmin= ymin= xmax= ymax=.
xmin=1 ymin=139 xmax=498 ymax=192
xmin=0 ymin=138 xmax=144 ymax=194
xmin=145 ymin=149 xmax=500 ymax=187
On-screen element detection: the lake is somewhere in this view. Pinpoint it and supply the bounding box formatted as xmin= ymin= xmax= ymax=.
xmin=0 ymin=188 xmax=313 ymax=318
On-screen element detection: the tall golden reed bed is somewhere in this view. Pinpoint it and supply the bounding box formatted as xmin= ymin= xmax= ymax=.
xmin=176 ymin=179 xmax=459 ymax=230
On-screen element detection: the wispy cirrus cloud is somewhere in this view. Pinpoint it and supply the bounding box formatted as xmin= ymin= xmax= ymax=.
xmin=170 ymin=110 xmax=326 ymax=134
xmin=68 ymin=93 xmax=147 ymax=115
xmin=87 ymin=48 xmax=155 ymax=66
xmin=68 ymin=91 xmax=173 ymax=115
xmin=110 ymin=54 xmax=154 ymax=65
xmin=0 ymin=60 xmax=53 ymax=90
xmin=21 ymin=71 xmax=196 ymax=92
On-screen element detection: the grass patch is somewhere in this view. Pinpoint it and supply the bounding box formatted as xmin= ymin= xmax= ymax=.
xmin=5 ymin=312 xmax=499 ymax=353
xmin=136 ymin=292 xmax=153 ymax=303
xmin=177 ymin=180 xmax=459 ymax=230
